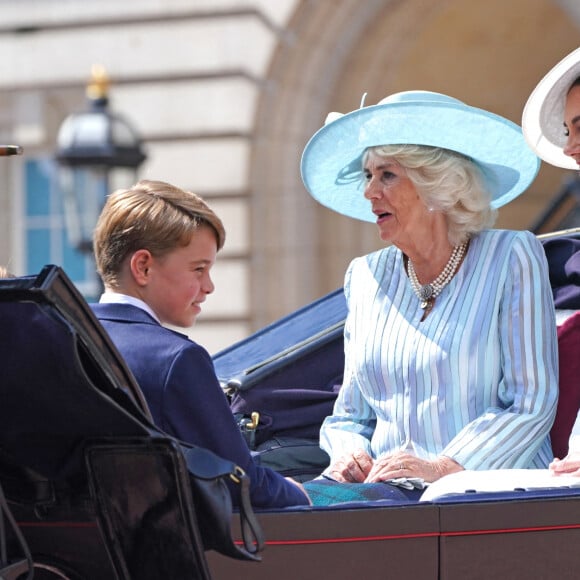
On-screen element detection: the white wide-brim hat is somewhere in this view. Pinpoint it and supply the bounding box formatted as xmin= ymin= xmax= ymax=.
xmin=301 ymin=91 xmax=540 ymax=223
xmin=522 ymin=47 xmax=580 ymax=170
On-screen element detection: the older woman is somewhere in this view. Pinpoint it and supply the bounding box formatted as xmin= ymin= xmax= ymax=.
xmin=523 ymin=47 xmax=580 ymax=476
xmin=301 ymin=91 xmax=558 ymax=498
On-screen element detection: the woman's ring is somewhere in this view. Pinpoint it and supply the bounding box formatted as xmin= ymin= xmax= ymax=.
xmin=399 ymin=463 xmax=404 ymax=470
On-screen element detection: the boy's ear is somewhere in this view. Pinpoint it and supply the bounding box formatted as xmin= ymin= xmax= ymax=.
xmin=130 ymin=250 xmax=154 ymax=286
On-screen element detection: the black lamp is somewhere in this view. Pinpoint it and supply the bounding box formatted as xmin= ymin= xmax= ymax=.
xmin=55 ymin=65 xmax=146 ymax=252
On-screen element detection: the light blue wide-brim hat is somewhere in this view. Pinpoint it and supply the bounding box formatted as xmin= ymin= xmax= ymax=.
xmin=301 ymin=91 xmax=540 ymax=223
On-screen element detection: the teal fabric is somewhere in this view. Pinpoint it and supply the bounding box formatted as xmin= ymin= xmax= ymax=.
xmin=303 ymin=479 xmax=422 ymax=506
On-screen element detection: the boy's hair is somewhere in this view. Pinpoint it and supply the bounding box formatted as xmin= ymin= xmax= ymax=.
xmin=94 ymin=179 xmax=226 ymax=289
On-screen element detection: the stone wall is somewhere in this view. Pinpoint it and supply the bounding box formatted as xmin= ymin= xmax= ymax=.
xmin=0 ymin=0 xmax=578 ymax=351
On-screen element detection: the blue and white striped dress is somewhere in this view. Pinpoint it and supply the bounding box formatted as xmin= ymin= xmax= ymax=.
xmin=320 ymin=229 xmax=559 ymax=470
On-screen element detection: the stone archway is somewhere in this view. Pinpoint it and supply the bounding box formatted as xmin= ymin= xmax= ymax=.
xmin=250 ymin=0 xmax=580 ymax=327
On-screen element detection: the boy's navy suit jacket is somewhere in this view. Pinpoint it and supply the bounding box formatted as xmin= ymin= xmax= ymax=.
xmin=90 ymin=302 xmax=308 ymax=508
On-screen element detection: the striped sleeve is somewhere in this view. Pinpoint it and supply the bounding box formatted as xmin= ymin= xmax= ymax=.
xmin=442 ymin=231 xmax=559 ymax=469
xmin=319 ymin=259 xmax=377 ymax=462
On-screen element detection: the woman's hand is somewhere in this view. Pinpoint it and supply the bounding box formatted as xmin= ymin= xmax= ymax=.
xmin=364 ymin=453 xmax=463 ymax=483
xmin=327 ymin=449 xmax=374 ymax=482
xmin=550 ymin=452 xmax=580 ymax=477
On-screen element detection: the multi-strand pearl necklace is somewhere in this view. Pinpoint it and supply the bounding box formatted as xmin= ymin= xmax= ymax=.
xmin=408 ymin=240 xmax=468 ymax=310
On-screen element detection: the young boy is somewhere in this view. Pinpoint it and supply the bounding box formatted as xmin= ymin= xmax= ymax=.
xmin=91 ymin=179 xmax=309 ymax=508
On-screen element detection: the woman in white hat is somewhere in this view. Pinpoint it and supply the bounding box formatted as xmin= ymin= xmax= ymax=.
xmin=301 ymin=91 xmax=558 ymax=499
xmin=523 ymin=47 xmax=580 ymax=170
xmin=523 ymin=47 xmax=580 ymax=478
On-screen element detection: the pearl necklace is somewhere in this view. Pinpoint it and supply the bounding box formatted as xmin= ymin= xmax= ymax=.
xmin=408 ymin=241 xmax=468 ymax=310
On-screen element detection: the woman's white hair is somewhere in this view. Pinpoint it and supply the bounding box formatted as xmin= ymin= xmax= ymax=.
xmin=367 ymin=144 xmax=497 ymax=245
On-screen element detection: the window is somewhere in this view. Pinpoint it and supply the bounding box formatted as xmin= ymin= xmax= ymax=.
xmin=23 ymin=157 xmax=101 ymax=301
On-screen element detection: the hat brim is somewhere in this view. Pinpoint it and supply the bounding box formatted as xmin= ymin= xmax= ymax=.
xmin=301 ymin=99 xmax=540 ymax=223
xmin=522 ymin=47 xmax=580 ymax=170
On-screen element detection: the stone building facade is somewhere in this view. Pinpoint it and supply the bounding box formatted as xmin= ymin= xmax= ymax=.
xmin=0 ymin=0 xmax=578 ymax=352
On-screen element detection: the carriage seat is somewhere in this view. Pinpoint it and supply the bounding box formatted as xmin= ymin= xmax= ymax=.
xmin=542 ymin=234 xmax=580 ymax=459
xmin=550 ymin=310 xmax=580 ymax=458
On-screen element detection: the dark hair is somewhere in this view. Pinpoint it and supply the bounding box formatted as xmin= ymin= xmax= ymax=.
xmin=568 ymin=75 xmax=580 ymax=95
